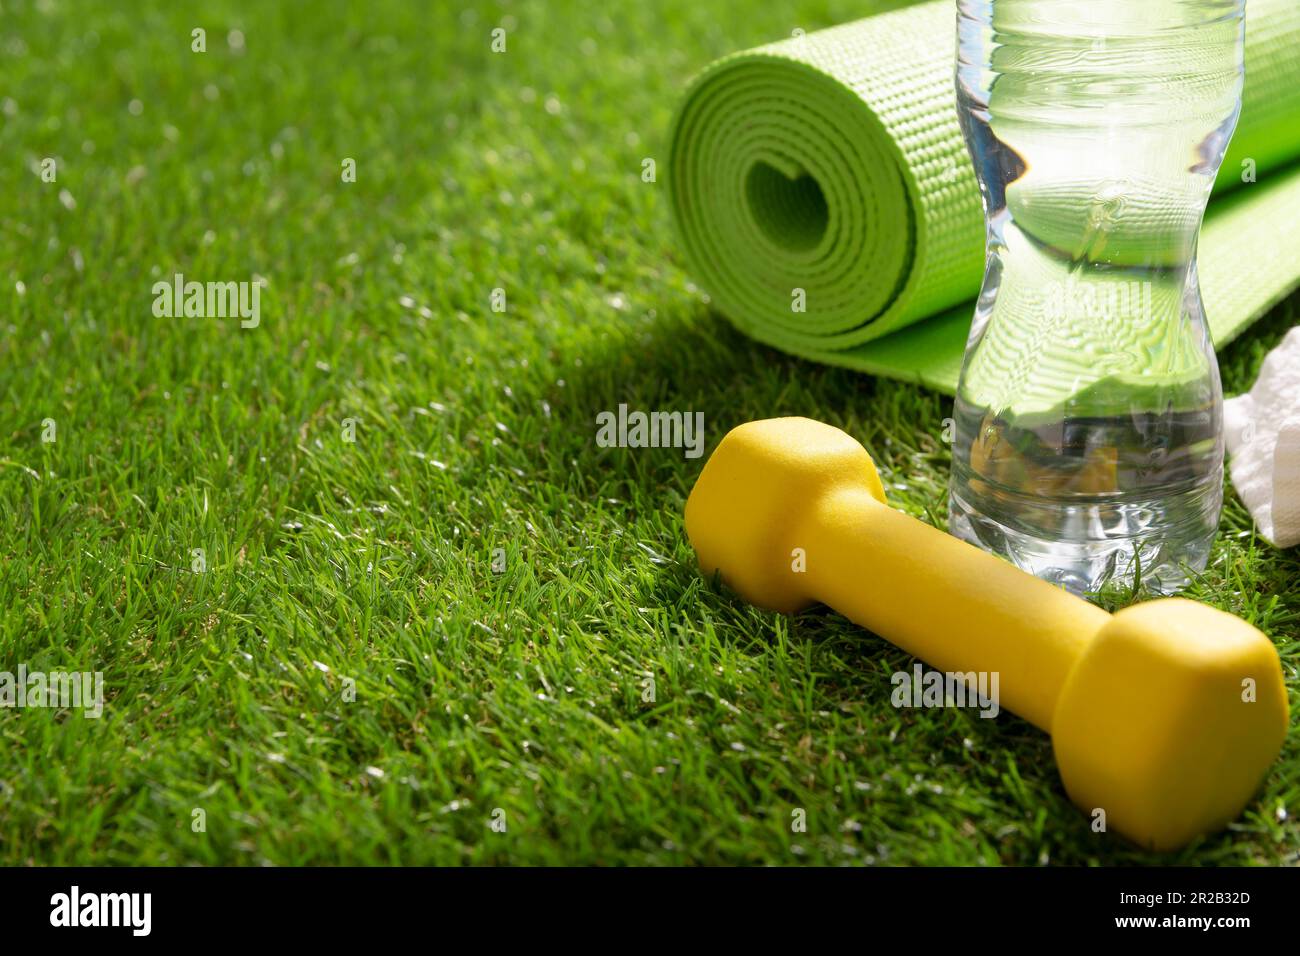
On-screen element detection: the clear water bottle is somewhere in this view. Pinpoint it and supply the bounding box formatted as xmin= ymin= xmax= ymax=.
xmin=950 ymin=0 xmax=1245 ymax=595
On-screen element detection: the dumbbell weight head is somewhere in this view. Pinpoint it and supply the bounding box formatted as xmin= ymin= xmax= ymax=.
xmin=684 ymin=417 xmax=887 ymax=614
xmin=1052 ymin=599 xmax=1288 ymax=851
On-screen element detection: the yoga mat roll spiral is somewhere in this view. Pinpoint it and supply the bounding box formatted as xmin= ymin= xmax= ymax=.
xmin=668 ymin=0 xmax=1300 ymax=394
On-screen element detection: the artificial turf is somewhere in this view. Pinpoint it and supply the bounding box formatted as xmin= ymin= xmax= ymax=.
xmin=1 ymin=0 xmax=1296 ymax=866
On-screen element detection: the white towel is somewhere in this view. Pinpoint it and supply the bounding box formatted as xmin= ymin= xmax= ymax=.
xmin=1223 ymin=326 xmax=1300 ymax=548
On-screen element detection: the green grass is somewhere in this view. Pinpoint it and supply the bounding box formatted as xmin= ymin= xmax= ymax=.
xmin=1 ymin=0 xmax=1296 ymax=866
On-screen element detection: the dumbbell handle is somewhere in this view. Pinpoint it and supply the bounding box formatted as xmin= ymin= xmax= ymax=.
xmin=800 ymin=485 xmax=1111 ymax=731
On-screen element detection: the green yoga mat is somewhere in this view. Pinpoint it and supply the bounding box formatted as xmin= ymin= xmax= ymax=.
xmin=668 ymin=0 xmax=1300 ymax=395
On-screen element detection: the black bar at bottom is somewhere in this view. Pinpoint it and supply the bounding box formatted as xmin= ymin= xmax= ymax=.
xmin=0 ymin=865 xmax=1290 ymax=942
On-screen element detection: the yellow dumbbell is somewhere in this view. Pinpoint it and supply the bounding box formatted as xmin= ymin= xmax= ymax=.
xmin=685 ymin=417 xmax=1288 ymax=850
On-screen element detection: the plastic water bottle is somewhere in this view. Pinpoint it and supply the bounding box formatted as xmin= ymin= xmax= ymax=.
xmin=950 ymin=0 xmax=1246 ymax=595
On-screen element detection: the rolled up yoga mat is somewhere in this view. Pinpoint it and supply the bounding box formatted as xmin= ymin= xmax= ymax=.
xmin=668 ymin=0 xmax=1300 ymax=394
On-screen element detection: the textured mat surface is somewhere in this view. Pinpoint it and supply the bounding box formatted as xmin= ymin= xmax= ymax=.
xmin=668 ymin=0 xmax=1300 ymax=394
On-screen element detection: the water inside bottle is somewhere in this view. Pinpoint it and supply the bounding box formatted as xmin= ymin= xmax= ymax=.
xmin=950 ymin=0 xmax=1244 ymax=595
